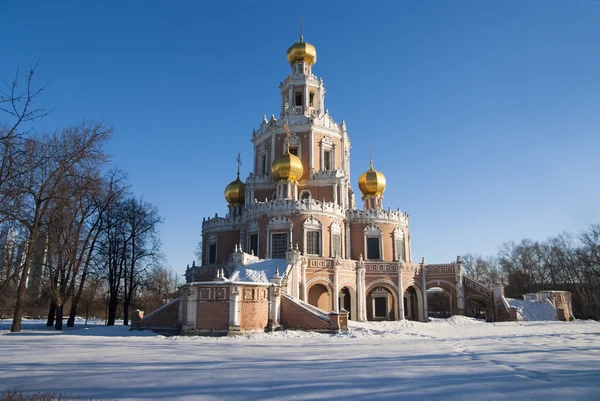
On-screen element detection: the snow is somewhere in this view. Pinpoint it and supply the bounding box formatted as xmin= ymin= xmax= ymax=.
xmin=228 ymin=259 xmax=288 ymax=283
xmin=1 ymin=318 xmax=600 ymax=400
xmin=506 ymin=298 xmax=558 ymax=321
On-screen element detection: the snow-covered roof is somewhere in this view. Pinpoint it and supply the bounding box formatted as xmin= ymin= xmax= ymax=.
xmin=228 ymin=259 xmax=288 ymax=283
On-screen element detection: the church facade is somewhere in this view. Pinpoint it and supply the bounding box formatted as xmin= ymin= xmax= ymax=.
xmin=178 ymin=33 xmax=502 ymax=328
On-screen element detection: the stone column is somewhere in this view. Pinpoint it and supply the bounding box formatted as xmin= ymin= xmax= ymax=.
xmin=228 ymin=285 xmax=241 ymax=334
xmin=266 ymin=228 xmax=271 ymax=258
xmin=456 ymin=256 xmax=465 ymax=315
xmin=357 ymin=261 xmax=366 ymax=321
xmin=346 ymin=224 xmax=352 ymax=259
xmin=397 ymin=265 xmax=404 ymax=320
xmin=301 ymin=259 xmax=308 ymax=301
xmin=268 ymin=273 xmax=283 ymax=331
xmin=421 ymin=259 xmax=429 ymax=322
xmin=184 ymin=286 xmax=197 ymax=334
xmin=333 ymin=183 xmax=338 ymax=205
xmin=333 ymin=260 xmax=340 ymax=312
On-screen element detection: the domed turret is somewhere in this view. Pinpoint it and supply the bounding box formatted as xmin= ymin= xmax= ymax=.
xmin=271 ymin=150 xmax=304 ymax=182
xmin=224 ymin=172 xmax=246 ymax=205
xmin=272 ymin=121 xmax=304 ymax=183
xmin=358 ymin=160 xmax=386 ymax=197
xmin=286 ymin=36 xmax=317 ymax=66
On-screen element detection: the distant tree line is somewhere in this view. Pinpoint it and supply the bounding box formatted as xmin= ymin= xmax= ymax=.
xmin=462 ymin=223 xmax=600 ymax=320
xmin=0 ymin=64 xmax=180 ymax=332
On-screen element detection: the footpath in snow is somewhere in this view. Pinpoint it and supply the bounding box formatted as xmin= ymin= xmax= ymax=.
xmin=1 ymin=317 xmax=599 ymax=400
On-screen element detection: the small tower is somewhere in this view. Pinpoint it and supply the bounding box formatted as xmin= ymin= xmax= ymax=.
xmin=281 ymin=21 xmax=323 ymax=118
xmin=224 ymin=154 xmax=246 ymax=217
xmin=358 ymin=154 xmax=386 ymax=210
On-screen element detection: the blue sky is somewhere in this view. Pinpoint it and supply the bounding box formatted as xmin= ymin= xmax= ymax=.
xmin=2 ymin=1 xmax=599 ymax=275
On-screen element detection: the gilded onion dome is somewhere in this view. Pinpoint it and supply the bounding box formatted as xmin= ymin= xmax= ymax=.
xmin=358 ymin=160 xmax=386 ymax=197
xmin=224 ymin=172 xmax=246 ymax=205
xmin=272 ymin=147 xmax=304 ymax=183
xmin=286 ymin=35 xmax=317 ymax=66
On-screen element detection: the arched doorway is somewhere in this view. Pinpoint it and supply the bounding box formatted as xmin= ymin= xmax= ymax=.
xmin=308 ymin=283 xmax=331 ymax=312
xmin=338 ymin=287 xmax=351 ymax=317
xmin=403 ymin=286 xmax=420 ymax=321
xmin=366 ymin=286 xmax=396 ymax=321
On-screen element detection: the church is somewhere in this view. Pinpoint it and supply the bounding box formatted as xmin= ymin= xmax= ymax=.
xmin=134 ymin=33 xmax=534 ymax=335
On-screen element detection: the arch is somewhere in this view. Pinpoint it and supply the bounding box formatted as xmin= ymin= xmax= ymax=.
xmin=338 ymin=279 xmax=357 ymax=291
xmin=425 ymin=280 xmax=457 ymax=292
xmin=306 ymin=276 xmax=334 ymax=289
xmin=366 ymin=284 xmax=398 ymax=321
xmin=403 ymin=285 xmax=422 ymax=321
xmin=307 ymin=283 xmax=332 ymax=312
xmin=402 ymin=279 xmax=422 ymax=293
xmin=426 ymin=280 xmax=458 ymax=317
xmin=465 ymin=295 xmax=495 ymax=322
xmin=366 ymin=279 xmax=399 ymax=293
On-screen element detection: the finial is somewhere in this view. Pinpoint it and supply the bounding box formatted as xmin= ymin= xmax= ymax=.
xmin=369 ymin=144 xmax=373 ymax=169
xmin=236 ymin=153 xmax=242 ymax=178
xmin=299 ymin=17 xmax=304 ymax=42
xmin=284 ymin=120 xmax=292 ymax=153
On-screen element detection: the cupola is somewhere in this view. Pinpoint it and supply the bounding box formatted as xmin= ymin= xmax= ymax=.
xmin=224 ymin=172 xmax=245 ymax=205
xmin=358 ymin=160 xmax=386 ymax=197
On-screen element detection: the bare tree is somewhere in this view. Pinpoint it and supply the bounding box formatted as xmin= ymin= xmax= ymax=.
xmin=3 ymin=122 xmax=111 ymax=332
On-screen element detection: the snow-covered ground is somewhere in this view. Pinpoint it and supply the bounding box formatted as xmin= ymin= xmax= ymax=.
xmin=1 ymin=317 xmax=599 ymax=400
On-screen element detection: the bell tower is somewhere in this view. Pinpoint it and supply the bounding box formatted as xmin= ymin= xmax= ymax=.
xmin=280 ymin=22 xmax=324 ymax=119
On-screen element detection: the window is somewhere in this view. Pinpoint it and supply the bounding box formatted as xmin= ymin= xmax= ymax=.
xmin=332 ymin=233 xmax=342 ymax=258
xmin=289 ymin=146 xmax=298 ymax=156
xmin=260 ymin=154 xmax=267 ymax=175
xmin=374 ymin=297 xmax=387 ymax=318
xmin=295 ymin=92 xmax=303 ymax=106
xmin=306 ymin=231 xmax=320 ymax=255
xmin=271 ymin=233 xmax=288 ymax=259
xmin=300 ymin=191 xmax=310 ymax=200
xmin=249 ymin=233 xmax=258 ymax=257
xmin=324 ymin=150 xmax=332 ymax=170
xmin=367 ymin=237 xmax=380 ymax=260
xmin=395 ymin=237 xmax=405 ymax=262
xmin=208 ymin=243 xmax=217 ymax=265
xmin=309 ymin=92 xmax=315 ymax=107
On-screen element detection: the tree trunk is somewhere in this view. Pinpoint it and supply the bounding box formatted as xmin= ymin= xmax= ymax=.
xmin=67 ymin=304 xmax=77 ymax=327
xmin=55 ymin=304 xmax=63 ymax=330
xmin=123 ymin=300 xmax=130 ymax=326
xmin=46 ymin=302 xmax=56 ymax=327
xmin=107 ymin=296 xmax=118 ymax=326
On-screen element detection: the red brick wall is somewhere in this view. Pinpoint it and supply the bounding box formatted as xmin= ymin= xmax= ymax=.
xmin=197 ymin=301 xmax=229 ymax=330
xmin=196 ymin=286 xmax=231 ymax=330
xmin=239 ymin=286 xmax=269 ymax=330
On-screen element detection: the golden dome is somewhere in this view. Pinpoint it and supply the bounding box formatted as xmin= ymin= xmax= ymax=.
xmin=358 ymin=160 xmax=386 ymax=197
xmin=224 ymin=174 xmax=246 ymax=205
xmin=272 ymin=150 xmax=304 ymax=182
xmin=286 ymin=36 xmax=317 ymax=66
